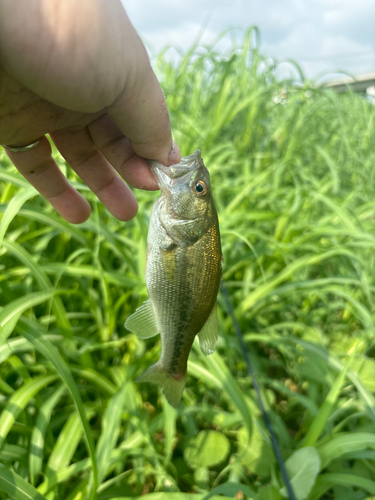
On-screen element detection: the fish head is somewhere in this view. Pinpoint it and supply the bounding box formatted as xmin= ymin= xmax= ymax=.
xmin=148 ymin=150 xmax=218 ymax=243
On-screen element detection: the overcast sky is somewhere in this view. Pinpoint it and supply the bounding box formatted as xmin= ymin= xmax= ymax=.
xmin=123 ymin=0 xmax=375 ymax=82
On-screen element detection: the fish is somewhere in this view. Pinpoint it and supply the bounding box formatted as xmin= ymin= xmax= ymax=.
xmin=125 ymin=149 xmax=222 ymax=408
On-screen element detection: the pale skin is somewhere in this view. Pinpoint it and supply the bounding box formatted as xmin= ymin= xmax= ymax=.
xmin=0 ymin=0 xmax=181 ymax=223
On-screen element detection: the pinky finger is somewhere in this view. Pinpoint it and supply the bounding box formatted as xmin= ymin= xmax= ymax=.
xmin=4 ymin=136 xmax=91 ymax=224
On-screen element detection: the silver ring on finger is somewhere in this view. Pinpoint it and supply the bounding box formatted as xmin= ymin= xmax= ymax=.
xmin=1 ymin=137 xmax=43 ymax=153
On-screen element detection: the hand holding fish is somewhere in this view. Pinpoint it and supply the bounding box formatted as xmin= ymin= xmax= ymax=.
xmin=126 ymin=151 xmax=222 ymax=408
xmin=0 ymin=0 xmax=180 ymax=223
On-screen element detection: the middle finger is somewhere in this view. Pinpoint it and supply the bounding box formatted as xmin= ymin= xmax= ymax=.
xmin=50 ymin=127 xmax=138 ymax=221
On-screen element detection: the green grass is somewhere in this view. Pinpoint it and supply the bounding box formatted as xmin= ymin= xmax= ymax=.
xmin=0 ymin=27 xmax=375 ymax=500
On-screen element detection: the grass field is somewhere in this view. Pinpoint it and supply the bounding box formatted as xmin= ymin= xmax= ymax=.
xmin=1 ymin=28 xmax=375 ymax=500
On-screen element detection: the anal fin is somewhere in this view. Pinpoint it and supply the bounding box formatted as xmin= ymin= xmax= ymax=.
xmin=124 ymin=300 xmax=159 ymax=339
xmin=197 ymin=302 xmax=218 ymax=356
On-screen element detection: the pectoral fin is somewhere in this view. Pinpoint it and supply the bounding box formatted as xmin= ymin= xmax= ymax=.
xmin=124 ymin=300 xmax=159 ymax=339
xmin=197 ymin=303 xmax=218 ymax=355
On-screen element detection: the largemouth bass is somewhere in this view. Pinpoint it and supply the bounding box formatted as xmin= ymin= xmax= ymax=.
xmin=125 ymin=150 xmax=222 ymax=408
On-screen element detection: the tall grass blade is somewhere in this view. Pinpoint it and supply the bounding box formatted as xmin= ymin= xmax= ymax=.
xmin=191 ymin=346 xmax=253 ymax=436
xmin=162 ymin=394 xmax=177 ymax=462
xmin=16 ymin=319 xmax=98 ymax=497
xmin=45 ymin=411 xmax=85 ymax=479
xmin=302 ymin=361 xmax=349 ymax=447
xmin=240 ymin=249 xmax=356 ymax=312
xmin=96 ymin=384 xmax=128 ymax=484
xmin=308 ymin=473 xmax=375 ymax=500
xmin=317 ymin=432 xmax=375 ymax=469
xmin=0 ymin=290 xmax=55 ymax=342
xmin=0 ymin=374 xmax=57 ymax=449
xmin=0 ymin=463 xmax=48 ymax=500
xmin=29 ymin=384 xmax=66 ymax=485
xmin=0 ymin=187 xmax=37 ymax=248
xmin=2 ymin=240 xmax=71 ymax=336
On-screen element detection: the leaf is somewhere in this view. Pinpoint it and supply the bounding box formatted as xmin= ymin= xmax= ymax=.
xmin=2 ymin=240 xmax=71 ymax=337
xmin=37 ymin=458 xmax=91 ymax=496
xmin=13 ymin=207 xmax=87 ymax=245
xmin=280 ymin=447 xmax=320 ymax=500
xmin=0 ymin=444 xmax=27 ymax=463
xmin=41 ymin=263 xmax=140 ymax=288
xmin=0 ymin=374 xmax=57 ymax=450
xmin=240 ymin=248 xmax=356 ymax=312
xmin=190 ymin=342 xmax=253 ymax=436
xmin=258 ymin=485 xmax=283 ymax=500
xmin=237 ymin=424 xmax=274 ymax=476
xmin=70 ymin=368 xmax=117 ymax=396
xmin=0 ymin=334 xmax=62 ymax=365
xmin=29 ymin=384 xmax=66 ymax=485
xmin=0 ymin=290 xmax=55 ymax=343
xmin=315 ymin=146 xmax=340 ymax=194
xmin=351 ymin=356 xmax=375 ymax=392
xmin=308 ymin=473 xmax=375 ymax=500
xmin=317 ymin=432 xmax=375 ymax=469
xmin=184 ymin=430 xmax=230 ymax=469
xmin=162 ymin=393 xmax=177 ymax=462
xmin=0 ymin=463 xmax=47 ymax=500
xmin=96 ymin=384 xmax=128 ymax=483
xmin=302 ymin=360 xmax=349 ymax=446
xmin=16 ymin=319 xmax=98 ymax=497
xmin=0 ymin=170 xmax=30 ymax=189
xmin=244 ymin=336 xmax=375 ymax=426
xmin=45 ymin=411 xmax=83 ymax=477
xmin=0 ymin=187 xmax=37 ymax=248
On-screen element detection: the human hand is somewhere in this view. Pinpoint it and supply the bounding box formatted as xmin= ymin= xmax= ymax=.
xmin=0 ymin=0 xmax=180 ymax=223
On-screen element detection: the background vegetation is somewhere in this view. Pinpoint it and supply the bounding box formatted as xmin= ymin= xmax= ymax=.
xmin=0 ymin=28 xmax=375 ymax=500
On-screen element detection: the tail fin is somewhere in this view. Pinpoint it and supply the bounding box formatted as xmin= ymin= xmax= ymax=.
xmin=136 ymin=363 xmax=186 ymax=409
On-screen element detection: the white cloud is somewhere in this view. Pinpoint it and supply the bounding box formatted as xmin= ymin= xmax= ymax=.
xmin=122 ymin=0 xmax=375 ymax=79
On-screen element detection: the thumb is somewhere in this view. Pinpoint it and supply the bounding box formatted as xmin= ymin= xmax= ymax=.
xmin=106 ymin=29 xmax=180 ymax=166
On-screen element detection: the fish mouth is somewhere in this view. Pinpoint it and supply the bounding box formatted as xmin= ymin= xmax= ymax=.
xmin=148 ymin=149 xmax=203 ymax=188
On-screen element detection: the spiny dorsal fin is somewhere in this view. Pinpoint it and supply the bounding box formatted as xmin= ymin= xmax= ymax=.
xmin=124 ymin=300 xmax=159 ymax=339
xmin=197 ymin=302 xmax=218 ymax=356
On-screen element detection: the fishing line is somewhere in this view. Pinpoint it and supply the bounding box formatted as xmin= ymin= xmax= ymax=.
xmin=221 ymin=281 xmax=296 ymax=500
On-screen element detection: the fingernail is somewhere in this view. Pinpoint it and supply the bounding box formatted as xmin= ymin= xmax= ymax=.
xmin=168 ymin=139 xmax=181 ymax=165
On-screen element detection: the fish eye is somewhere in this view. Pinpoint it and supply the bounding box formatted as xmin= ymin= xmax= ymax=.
xmin=195 ymin=180 xmax=208 ymax=196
